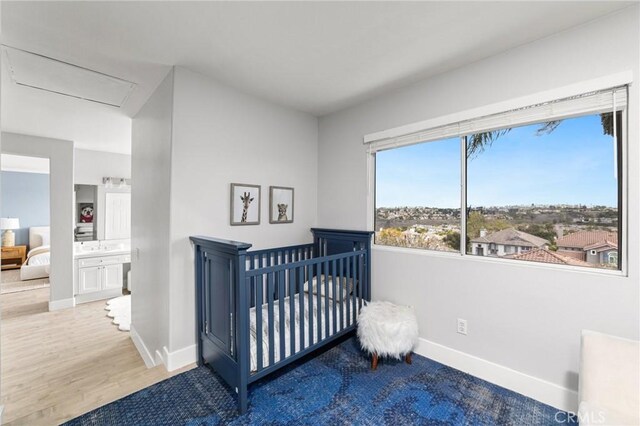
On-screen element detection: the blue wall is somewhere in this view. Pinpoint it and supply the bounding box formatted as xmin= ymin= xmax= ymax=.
xmin=1 ymin=171 xmax=50 ymax=247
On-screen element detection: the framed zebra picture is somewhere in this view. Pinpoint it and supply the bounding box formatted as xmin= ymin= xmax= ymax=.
xmin=269 ymin=186 xmax=294 ymax=224
xmin=230 ymin=183 xmax=261 ymax=226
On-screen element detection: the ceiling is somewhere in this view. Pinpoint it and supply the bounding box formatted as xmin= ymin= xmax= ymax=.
xmin=1 ymin=1 xmax=634 ymax=154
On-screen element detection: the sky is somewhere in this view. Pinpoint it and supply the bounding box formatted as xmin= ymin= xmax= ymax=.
xmin=376 ymin=114 xmax=618 ymax=208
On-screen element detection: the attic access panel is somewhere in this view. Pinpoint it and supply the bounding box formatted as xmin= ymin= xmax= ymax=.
xmin=3 ymin=46 xmax=136 ymax=107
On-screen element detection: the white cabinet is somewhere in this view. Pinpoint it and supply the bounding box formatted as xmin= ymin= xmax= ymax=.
xmin=78 ymin=263 xmax=123 ymax=294
xmin=103 ymin=263 xmax=124 ymax=289
xmin=78 ymin=267 xmax=101 ymax=293
xmin=75 ymin=253 xmax=130 ymax=302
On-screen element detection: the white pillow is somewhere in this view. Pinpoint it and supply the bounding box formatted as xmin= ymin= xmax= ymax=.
xmin=304 ymin=274 xmax=354 ymax=300
xmin=40 ymin=232 xmax=50 ymax=246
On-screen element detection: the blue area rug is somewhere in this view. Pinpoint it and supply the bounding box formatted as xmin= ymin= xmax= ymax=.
xmin=65 ymin=337 xmax=574 ymax=425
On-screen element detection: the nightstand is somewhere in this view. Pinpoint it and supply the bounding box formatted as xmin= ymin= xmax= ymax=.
xmin=1 ymin=245 xmax=27 ymax=270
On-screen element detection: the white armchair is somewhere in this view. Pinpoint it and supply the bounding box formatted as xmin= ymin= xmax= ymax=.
xmin=579 ymin=330 xmax=640 ymax=426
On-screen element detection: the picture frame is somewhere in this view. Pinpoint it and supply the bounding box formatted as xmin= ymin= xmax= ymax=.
xmin=269 ymin=186 xmax=294 ymax=224
xmin=230 ymin=183 xmax=261 ymax=226
xmin=78 ymin=203 xmax=94 ymax=223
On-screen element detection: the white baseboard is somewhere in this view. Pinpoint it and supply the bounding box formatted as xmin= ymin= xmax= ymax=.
xmin=415 ymin=338 xmax=578 ymax=413
xmin=162 ymin=344 xmax=196 ymax=372
xmin=75 ymin=288 xmax=122 ymax=304
xmin=130 ymin=325 xmax=156 ymax=368
xmin=48 ymin=297 xmax=75 ymax=311
xmin=155 ymin=349 xmax=166 ymax=367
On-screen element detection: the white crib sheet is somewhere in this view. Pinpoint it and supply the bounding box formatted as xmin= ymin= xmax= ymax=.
xmin=249 ymin=292 xmax=357 ymax=372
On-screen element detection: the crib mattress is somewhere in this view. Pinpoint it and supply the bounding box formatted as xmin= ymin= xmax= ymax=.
xmin=249 ymin=293 xmax=356 ymax=372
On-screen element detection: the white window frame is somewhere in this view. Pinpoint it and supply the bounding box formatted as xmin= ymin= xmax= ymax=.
xmin=365 ymin=73 xmax=630 ymax=277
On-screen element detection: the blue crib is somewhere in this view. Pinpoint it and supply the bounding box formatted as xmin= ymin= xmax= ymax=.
xmin=190 ymin=228 xmax=373 ymax=413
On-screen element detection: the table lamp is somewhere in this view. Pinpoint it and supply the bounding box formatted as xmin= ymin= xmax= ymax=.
xmin=1 ymin=218 xmax=20 ymax=247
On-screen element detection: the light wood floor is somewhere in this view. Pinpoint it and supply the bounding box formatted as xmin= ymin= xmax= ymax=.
xmin=1 ymin=288 xmax=194 ymax=425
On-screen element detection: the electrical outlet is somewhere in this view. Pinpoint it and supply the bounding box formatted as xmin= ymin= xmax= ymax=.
xmin=457 ymin=318 xmax=468 ymax=335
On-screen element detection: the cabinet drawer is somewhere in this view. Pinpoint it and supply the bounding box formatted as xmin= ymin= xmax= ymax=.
xmin=78 ymin=257 xmax=104 ymax=268
xmin=3 ymin=248 xmax=20 ymax=256
xmin=77 ymin=253 xmax=131 ymax=268
xmin=101 ymin=255 xmax=129 ymax=265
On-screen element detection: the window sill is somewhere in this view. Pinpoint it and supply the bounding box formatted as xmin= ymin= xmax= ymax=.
xmin=372 ymin=243 xmax=627 ymax=278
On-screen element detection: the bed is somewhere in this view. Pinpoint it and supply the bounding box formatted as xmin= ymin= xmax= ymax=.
xmin=20 ymin=226 xmax=50 ymax=281
xmin=191 ymin=228 xmax=373 ymax=414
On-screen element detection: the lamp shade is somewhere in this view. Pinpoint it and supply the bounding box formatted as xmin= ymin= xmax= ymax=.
xmin=0 ymin=218 xmax=20 ymax=230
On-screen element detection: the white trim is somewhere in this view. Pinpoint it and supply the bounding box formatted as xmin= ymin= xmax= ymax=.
xmin=155 ymin=349 xmax=166 ymax=367
xmin=364 ymin=71 xmax=633 ymax=144
xmin=130 ymin=325 xmax=156 ymax=368
xmin=74 ymin=288 xmax=123 ymax=304
xmin=372 ymin=244 xmax=627 ymax=278
xmin=162 ymin=344 xmax=197 ymax=372
xmin=415 ymin=337 xmax=578 ymax=413
xmin=48 ymin=297 xmax=75 ymax=311
xmin=0 ymin=404 xmax=4 ymax=425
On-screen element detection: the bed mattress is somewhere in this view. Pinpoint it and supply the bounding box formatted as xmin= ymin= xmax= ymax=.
xmin=20 ymin=245 xmax=51 ymax=281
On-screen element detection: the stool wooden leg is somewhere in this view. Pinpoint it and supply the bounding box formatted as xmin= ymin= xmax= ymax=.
xmin=371 ymin=352 xmax=379 ymax=370
xmin=405 ymin=353 xmax=412 ymax=365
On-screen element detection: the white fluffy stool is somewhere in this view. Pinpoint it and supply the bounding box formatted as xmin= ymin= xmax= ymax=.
xmin=357 ymin=301 xmax=419 ymax=370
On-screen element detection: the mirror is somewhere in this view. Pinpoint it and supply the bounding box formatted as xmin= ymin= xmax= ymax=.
xmin=74 ymin=184 xmax=97 ymax=241
xmin=74 ymin=184 xmax=131 ymax=242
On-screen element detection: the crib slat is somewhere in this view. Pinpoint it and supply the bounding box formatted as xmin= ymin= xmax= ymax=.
xmin=331 ymin=259 xmax=337 ymax=335
xmin=338 ymin=258 xmax=344 ymax=331
xmin=250 ymin=271 xmax=255 ymax=309
xmin=298 ymin=266 xmax=305 ymax=351
xmin=278 ymin=270 xmax=285 ymax=361
xmin=324 ymin=260 xmax=330 ymax=339
xmin=255 ymin=276 xmax=263 ymax=371
xmin=268 ymin=272 xmax=275 ymax=367
xmin=352 ymin=255 xmax=357 ymax=326
xmin=358 ymin=255 xmax=363 ymax=312
xmin=308 ymin=263 xmax=314 ymax=346
xmin=289 ymin=268 xmax=295 ymax=357
xmin=346 ymin=255 xmax=351 ymax=328
xmin=316 ymin=262 xmax=322 ymax=342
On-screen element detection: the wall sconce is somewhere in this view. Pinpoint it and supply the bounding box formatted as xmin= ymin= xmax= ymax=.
xmin=103 ymin=177 xmax=114 ymax=188
xmin=103 ymin=177 xmax=130 ymax=188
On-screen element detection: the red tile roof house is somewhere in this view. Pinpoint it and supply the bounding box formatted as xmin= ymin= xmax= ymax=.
xmin=505 ymin=248 xmax=593 ymax=267
xmin=556 ymin=230 xmax=619 ymax=267
xmin=470 ymin=228 xmax=549 ymax=257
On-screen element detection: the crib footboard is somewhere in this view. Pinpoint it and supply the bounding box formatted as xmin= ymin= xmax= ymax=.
xmin=190 ymin=235 xmax=252 ymax=413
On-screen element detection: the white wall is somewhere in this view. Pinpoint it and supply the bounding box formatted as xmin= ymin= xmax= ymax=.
xmin=130 ymin=70 xmax=174 ymax=364
xmin=317 ymin=7 xmax=639 ymax=410
xmin=167 ymin=67 xmax=318 ymax=354
xmin=74 ymin=148 xmax=131 ymax=185
xmin=1 ymin=132 xmax=75 ymax=310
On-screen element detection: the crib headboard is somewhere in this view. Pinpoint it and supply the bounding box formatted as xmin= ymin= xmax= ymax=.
xmin=29 ymin=226 xmax=50 ymax=249
xmin=311 ymin=228 xmax=373 ymax=257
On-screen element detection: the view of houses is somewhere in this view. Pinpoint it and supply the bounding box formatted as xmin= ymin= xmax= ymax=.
xmin=375 ymin=204 xmax=619 ymax=269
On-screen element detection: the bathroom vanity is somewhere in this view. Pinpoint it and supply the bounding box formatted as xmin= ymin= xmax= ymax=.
xmin=74 ymin=241 xmax=131 ymax=304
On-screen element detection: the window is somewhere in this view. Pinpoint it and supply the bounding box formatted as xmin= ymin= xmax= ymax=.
xmin=375 ymin=137 xmax=460 ymax=252
xmin=372 ymin=85 xmax=625 ymax=272
xmin=466 ymin=113 xmax=622 ymax=271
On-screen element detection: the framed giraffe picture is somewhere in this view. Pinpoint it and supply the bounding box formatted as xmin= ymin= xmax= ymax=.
xmin=230 ymin=183 xmax=261 ymax=226
xmin=269 ymin=186 xmax=294 ymax=224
